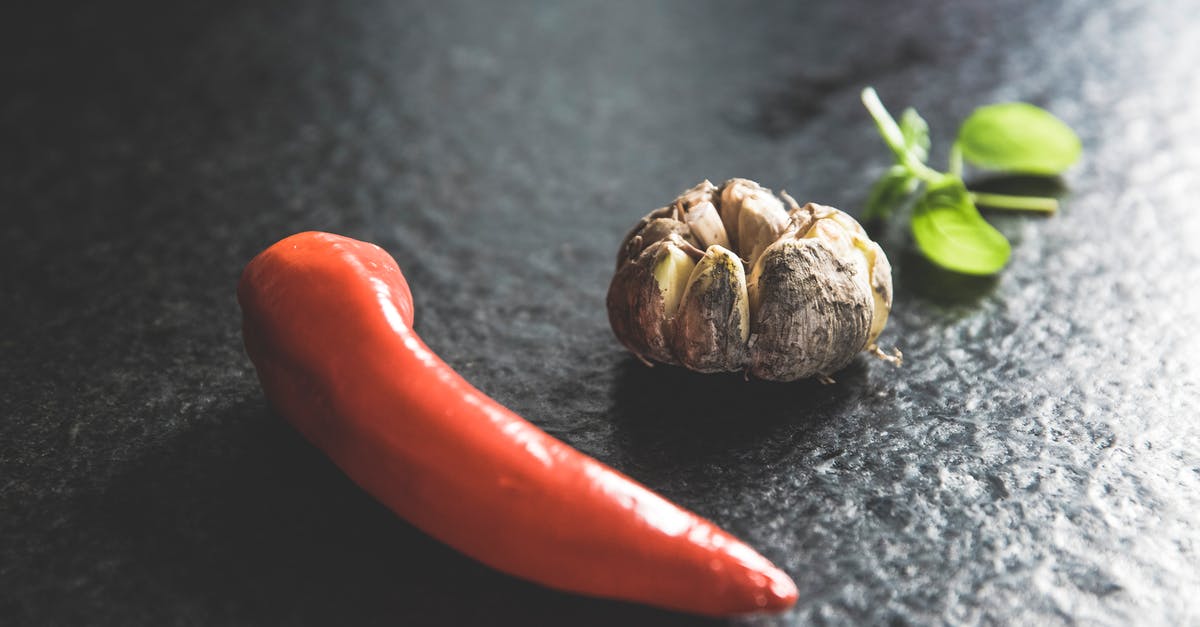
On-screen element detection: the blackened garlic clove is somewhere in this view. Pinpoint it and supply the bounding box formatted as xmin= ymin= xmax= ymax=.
xmin=801 ymin=204 xmax=893 ymax=345
xmin=747 ymin=238 xmax=872 ymax=381
xmin=671 ymin=245 xmax=749 ymax=372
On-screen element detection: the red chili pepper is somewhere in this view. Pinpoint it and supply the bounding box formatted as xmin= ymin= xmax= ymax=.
xmin=237 ymin=231 xmax=798 ymax=616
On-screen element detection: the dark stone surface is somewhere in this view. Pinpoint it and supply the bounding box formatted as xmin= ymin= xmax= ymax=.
xmin=3 ymin=1 xmax=1198 ymax=624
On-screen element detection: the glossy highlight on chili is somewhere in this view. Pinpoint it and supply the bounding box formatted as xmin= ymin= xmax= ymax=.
xmin=237 ymin=231 xmax=798 ymax=617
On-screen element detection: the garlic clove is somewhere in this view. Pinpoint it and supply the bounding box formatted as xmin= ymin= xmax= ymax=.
xmin=782 ymin=201 xmax=817 ymax=241
xmin=683 ymin=201 xmax=731 ymax=250
xmin=747 ymin=238 xmax=872 ymax=381
xmin=717 ymin=178 xmax=766 ymax=250
xmin=823 ymin=205 xmax=869 ymax=239
xmin=806 ymin=206 xmax=892 ymax=345
xmin=730 ymin=182 xmax=789 ymax=268
xmin=653 ymin=240 xmax=697 ymax=318
xmin=675 ymin=179 xmax=718 ymax=211
xmin=619 ymin=216 xmax=695 ymax=269
xmin=865 ymin=240 xmax=893 ymax=344
xmin=803 ymin=217 xmax=872 ymax=297
xmin=671 ymin=245 xmax=749 ymax=372
xmin=640 ymin=217 xmax=695 ymax=251
xmin=616 ymin=206 xmax=676 ymax=269
xmin=606 ymin=239 xmax=693 ymax=365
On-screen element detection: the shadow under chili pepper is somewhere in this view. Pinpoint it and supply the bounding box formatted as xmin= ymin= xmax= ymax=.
xmin=74 ymin=395 xmax=720 ymax=627
xmin=607 ymin=358 xmax=864 ymax=476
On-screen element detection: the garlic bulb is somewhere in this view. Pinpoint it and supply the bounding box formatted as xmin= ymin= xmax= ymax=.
xmin=607 ymin=179 xmax=898 ymax=381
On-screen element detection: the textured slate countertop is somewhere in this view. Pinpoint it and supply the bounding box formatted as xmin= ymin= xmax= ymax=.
xmin=3 ymin=1 xmax=1199 ymax=625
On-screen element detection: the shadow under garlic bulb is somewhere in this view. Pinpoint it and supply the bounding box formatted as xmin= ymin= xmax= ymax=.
xmin=607 ymin=178 xmax=899 ymax=382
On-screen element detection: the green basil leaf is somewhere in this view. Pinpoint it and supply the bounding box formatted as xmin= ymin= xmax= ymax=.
xmin=957 ymin=103 xmax=1081 ymax=175
xmin=911 ymin=179 xmax=1011 ymax=275
xmin=865 ymin=165 xmax=918 ymax=220
xmin=899 ymin=107 xmax=930 ymax=163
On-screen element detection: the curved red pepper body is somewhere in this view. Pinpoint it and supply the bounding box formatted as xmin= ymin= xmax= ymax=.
xmin=237 ymin=231 xmax=798 ymax=617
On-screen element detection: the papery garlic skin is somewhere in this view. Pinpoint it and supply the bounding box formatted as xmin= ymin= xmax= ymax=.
xmin=607 ymin=179 xmax=896 ymax=382
xmin=671 ymin=246 xmax=749 ymax=373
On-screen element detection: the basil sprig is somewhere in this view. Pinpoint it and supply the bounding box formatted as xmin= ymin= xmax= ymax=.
xmin=861 ymin=87 xmax=1080 ymax=275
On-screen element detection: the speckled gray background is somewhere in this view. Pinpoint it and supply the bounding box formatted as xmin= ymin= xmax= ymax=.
xmin=3 ymin=1 xmax=1199 ymax=625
